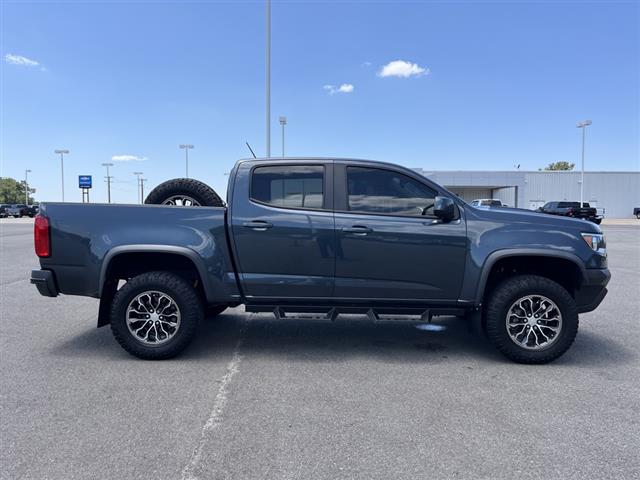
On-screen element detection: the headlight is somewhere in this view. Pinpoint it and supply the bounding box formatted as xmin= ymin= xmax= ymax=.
xmin=581 ymin=232 xmax=606 ymax=254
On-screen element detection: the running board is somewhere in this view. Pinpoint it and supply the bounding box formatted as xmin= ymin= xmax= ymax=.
xmin=245 ymin=305 xmax=466 ymax=323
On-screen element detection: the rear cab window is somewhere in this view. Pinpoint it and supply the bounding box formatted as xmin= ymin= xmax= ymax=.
xmin=251 ymin=165 xmax=325 ymax=210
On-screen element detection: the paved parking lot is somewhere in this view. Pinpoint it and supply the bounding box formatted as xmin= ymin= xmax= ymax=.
xmin=1 ymin=219 xmax=639 ymax=480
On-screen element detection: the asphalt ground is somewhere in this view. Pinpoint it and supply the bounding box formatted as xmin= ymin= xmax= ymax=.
xmin=1 ymin=218 xmax=638 ymax=479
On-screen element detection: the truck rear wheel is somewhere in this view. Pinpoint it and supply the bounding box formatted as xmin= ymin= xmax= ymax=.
xmin=110 ymin=271 xmax=203 ymax=359
xmin=144 ymin=178 xmax=224 ymax=207
xmin=485 ymin=275 xmax=578 ymax=364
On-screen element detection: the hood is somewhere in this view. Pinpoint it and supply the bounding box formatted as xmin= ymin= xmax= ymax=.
xmin=466 ymin=205 xmax=602 ymax=233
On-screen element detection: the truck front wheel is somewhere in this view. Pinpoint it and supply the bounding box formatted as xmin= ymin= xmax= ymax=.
xmin=485 ymin=275 xmax=578 ymax=364
xmin=110 ymin=271 xmax=203 ymax=359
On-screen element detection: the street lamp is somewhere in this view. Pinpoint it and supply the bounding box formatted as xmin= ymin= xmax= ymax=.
xmin=54 ymin=149 xmax=69 ymax=201
xmin=279 ymin=116 xmax=287 ymax=157
xmin=140 ymin=178 xmax=147 ymax=202
xmin=102 ymin=162 xmax=114 ymax=203
xmin=133 ymin=171 xmax=144 ymax=204
xmin=179 ymin=144 xmax=194 ymax=178
xmin=24 ymin=169 xmax=32 ymax=205
xmin=576 ymin=120 xmax=592 ymax=206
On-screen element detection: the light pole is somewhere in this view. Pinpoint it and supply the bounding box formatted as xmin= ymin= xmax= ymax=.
xmin=576 ymin=120 xmax=592 ymax=206
xmin=266 ymin=0 xmax=271 ymax=158
xmin=133 ymin=171 xmax=144 ymax=203
xmin=24 ymin=169 xmax=32 ymax=205
xmin=54 ymin=149 xmax=69 ymax=201
xmin=279 ymin=116 xmax=287 ymax=157
xmin=140 ymin=178 xmax=147 ymax=202
xmin=179 ymin=144 xmax=194 ymax=178
xmin=102 ymin=162 xmax=114 ymax=203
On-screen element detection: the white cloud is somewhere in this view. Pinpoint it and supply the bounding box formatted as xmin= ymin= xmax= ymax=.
xmin=4 ymin=53 xmax=40 ymax=67
xmin=323 ymin=83 xmax=355 ymax=95
xmin=362 ymin=61 xmax=372 ymax=67
xmin=378 ymin=60 xmax=429 ymax=78
xmin=111 ymin=154 xmax=147 ymax=162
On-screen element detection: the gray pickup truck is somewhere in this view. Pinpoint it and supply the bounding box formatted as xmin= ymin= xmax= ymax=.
xmin=31 ymin=158 xmax=610 ymax=364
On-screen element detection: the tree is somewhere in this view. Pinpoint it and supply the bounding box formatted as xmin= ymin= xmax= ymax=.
xmin=544 ymin=161 xmax=575 ymax=171
xmin=0 ymin=177 xmax=34 ymax=204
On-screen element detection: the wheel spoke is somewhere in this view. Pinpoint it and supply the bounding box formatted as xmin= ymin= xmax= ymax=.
xmin=126 ymin=290 xmax=181 ymax=346
xmin=505 ymin=295 xmax=562 ymax=351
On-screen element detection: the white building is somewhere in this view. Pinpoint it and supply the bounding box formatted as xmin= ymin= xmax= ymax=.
xmin=414 ymin=169 xmax=640 ymax=218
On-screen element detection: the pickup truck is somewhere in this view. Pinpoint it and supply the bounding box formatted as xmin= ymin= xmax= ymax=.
xmin=31 ymin=158 xmax=610 ymax=364
xmin=538 ymin=201 xmax=599 ymax=223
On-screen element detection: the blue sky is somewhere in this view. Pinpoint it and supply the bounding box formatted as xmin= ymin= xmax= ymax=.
xmin=1 ymin=0 xmax=638 ymax=204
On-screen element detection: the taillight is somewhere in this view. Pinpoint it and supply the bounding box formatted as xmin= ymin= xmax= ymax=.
xmin=567 ymin=208 xmax=573 ymax=216
xmin=34 ymin=215 xmax=50 ymax=257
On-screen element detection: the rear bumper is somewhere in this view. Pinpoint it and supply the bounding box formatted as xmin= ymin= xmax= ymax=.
xmin=576 ymin=268 xmax=610 ymax=314
xmin=30 ymin=269 xmax=59 ymax=297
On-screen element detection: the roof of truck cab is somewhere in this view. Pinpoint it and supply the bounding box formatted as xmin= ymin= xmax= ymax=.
xmin=235 ymin=157 xmax=410 ymax=169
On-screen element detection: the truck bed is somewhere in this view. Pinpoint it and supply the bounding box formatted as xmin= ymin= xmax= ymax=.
xmin=38 ymin=203 xmax=239 ymax=302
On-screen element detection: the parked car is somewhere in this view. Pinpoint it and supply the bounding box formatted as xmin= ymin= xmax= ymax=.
xmin=470 ymin=199 xmax=507 ymax=207
xmin=6 ymin=204 xmax=29 ymax=218
xmin=26 ymin=205 xmax=39 ymax=217
xmin=31 ymin=157 xmax=610 ymax=364
xmin=538 ymin=201 xmax=598 ymax=223
xmin=0 ymin=204 xmax=10 ymax=218
xmin=634 ymin=207 xmax=640 ymax=219
xmin=582 ymin=203 xmax=604 ymax=225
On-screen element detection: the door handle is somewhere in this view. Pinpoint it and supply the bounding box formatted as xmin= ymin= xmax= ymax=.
xmin=342 ymin=225 xmax=372 ymax=235
xmin=243 ymin=220 xmax=273 ymax=231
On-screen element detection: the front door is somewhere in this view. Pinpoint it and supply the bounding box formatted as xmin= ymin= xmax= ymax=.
xmin=333 ymin=165 xmax=467 ymax=301
xmin=230 ymin=162 xmax=335 ymax=299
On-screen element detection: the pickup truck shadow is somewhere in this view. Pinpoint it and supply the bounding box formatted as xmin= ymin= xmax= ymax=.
xmin=53 ymin=311 xmax=634 ymax=367
xmin=190 ymin=312 xmax=635 ymax=367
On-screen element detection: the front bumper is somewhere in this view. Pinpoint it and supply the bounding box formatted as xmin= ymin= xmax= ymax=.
xmin=30 ymin=269 xmax=59 ymax=297
xmin=576 ymin=268 xmax=610 ymax=314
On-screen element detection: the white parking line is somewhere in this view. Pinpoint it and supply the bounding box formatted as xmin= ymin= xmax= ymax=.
xmin=180 ymin=335 xmax=245 ymax=480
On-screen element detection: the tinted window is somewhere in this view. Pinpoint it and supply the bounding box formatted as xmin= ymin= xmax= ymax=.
xmin=251 ymin=165 xmax=324 ymax=209
xmin=347 ymin=167 xmax=436 ymax=216
xmin=558 ymin=202 xmax=580 ymax=208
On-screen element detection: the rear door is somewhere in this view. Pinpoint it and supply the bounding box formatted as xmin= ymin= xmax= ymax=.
xmin=332 ymin=164 xmax=467 ymax=302
xmin=229 ymin=161 xmax=335 ymax=299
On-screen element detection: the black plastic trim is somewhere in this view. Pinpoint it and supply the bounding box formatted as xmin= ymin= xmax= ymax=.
xmin=30 ymin=269 xmax=59 ymax=297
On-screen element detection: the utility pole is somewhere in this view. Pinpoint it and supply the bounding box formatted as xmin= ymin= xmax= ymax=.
xmin=179 ymin=144 xmax=194 ymax=178
xmin=24 ymin=169 xmax=32 ymax=205
xmin=54 ymin=149 xmax=69 ymax=201
xmin=102 ymin=162 xmax=114 ymax=203
xmin=133 ymin=171 xmax=144 ymax=204
xmin=140 ymin=178 xmax=147 ymax=202
xmin=266 ymin=0 xmax=271 ymax=158
xmin=279 ymin=116 xmax=287 ymax=157
xmin=576 ymin=120 xmax=592 ymax=206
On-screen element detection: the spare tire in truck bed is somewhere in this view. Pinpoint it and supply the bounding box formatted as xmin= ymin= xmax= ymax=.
xmin=144 ymin=178 xmax=225 ymax=207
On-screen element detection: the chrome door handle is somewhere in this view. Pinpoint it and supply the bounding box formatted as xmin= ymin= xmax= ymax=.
xmin=342 ymin=225 xmax=372 ymax=235
xmin=243 ymin=220 xmax=273 ymax=231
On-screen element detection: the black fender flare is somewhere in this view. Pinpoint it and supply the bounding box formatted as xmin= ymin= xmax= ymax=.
xmin=474 ymin=248 xmax=587 ymax=305
xmin=98 ymin=244 xmax=215 ymax=302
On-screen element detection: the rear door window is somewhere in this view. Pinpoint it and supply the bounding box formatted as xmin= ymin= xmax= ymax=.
xmin=251 ymin=165 xmax=324 ymax=210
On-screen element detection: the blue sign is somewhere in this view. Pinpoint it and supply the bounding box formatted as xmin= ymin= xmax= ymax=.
xmin=78 ymin=175 xmax=92 ymax=189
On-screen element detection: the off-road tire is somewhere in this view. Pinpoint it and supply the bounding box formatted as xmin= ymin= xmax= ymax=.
xmin=485 ymin=274 xmax=578 ymax=364
xmin=110 ymin=271 xmax=203 ymax=360
xmin=144 ymin=178 xmax=224 ymax=207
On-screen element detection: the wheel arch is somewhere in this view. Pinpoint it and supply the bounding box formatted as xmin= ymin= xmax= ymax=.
xmin=97 ymin=245 xmax=217 ymax=327
xmin=475 ymin=249 xmax=587 ymax=305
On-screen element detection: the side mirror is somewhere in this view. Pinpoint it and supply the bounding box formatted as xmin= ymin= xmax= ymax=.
xmin=434 ymin=196 xmax=456 ymax=222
